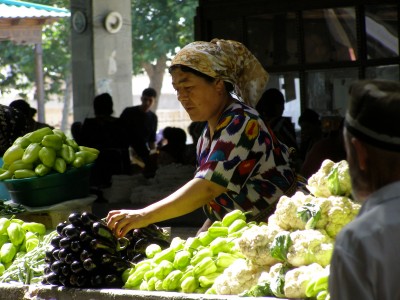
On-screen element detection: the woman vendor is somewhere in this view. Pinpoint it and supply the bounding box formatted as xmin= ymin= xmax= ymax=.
xmin=107 ymin=39 xmax=297 ymax=237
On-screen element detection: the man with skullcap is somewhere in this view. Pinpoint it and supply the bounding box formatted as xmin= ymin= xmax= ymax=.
xmin=329 ymin=79 xmax=400 ymax=300
xmin=107 ymin=39 xmax=298 ymax=236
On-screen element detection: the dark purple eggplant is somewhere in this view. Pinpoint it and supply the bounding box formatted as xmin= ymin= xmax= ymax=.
xmin=68 ymin=212 xmax=84 ymax=228
xmin=79 ymin=230 xmax=95 ymax=244
xmin=80 ymin=211 xmax=101 ymax=227
xmin=90 ymin=239 xmax=117 ymax=254
xmin=50 ymin=235 xmax=62 ymax=248
xmin=45 ymin=272 xmax=60 ymax=285
xmin=57 ymin=248 xmax=69 ymax=262
xmin=44 ymin=266 xmax=52 ymax=275
xmin=61 ymin=265 xmax=71 ymax=276
xmin=92 ymin=222 xmax=116 ymax=243
xmin=133 ymin=238 xmax=148 ymax=255
xmin=69 ymin=273 xmax=79 ymax=286
xmin=45 ymin=250 xmax=55 ymax=263
xmin=61 ymin=224 xmax=79 ymax=239
xmin=59 ymin=237 xmax=72 ymax=249
xmin=70 ymin=240 xmax=82 ymax=253
xmin=76 ymin=274 xmax=88 ymax=287
xmin=64 ymin=252 xmax=77 ymax=265
xmin=104 ymin=274 xmax=123 ymax=287
xmin=90 ymin=274 xmax=104 ymax=287
xmin=70 ymin=260 xmax=83 ymax=273
xmin=130 ymin=253 xmax=146 ymax=263
xmin=79 ymin=249 xmax=93 ymax=262
xmin=56 ymin=222 xmax=68 ymax=235
xmin=58 ymin=274 xmax=70 ymax=287
xmin=52 ymin=249 xmax=61 ymax=261
xmin=50 ymin=260 xmax=65 ymax=274
xmin=82 ymin=258 xmax=97 ymax=271
xmin=116 ymin=237 xmax=129 ymax=251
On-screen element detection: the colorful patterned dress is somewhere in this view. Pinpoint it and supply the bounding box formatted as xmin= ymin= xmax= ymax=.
xmin=195 ymin=100 xmax=297 ymax=222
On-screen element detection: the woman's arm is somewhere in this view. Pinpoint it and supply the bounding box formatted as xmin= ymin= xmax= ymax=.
xmin=106 ymin=178 xmax=227 ymax=237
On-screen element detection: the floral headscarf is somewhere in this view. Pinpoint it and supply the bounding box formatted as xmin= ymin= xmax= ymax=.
xmin=171 ymin=38 xmax=269 ymax=107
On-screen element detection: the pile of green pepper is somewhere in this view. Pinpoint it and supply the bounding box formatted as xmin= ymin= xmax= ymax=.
xmin=0 ymin=127 xmax=99 ymax=180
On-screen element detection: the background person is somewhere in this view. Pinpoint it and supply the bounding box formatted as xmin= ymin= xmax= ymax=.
xmin=9 ymin=99 xmax=53 ymax=131
xmin=120 ymin=87 xmax=158 ymax=178
xmin=329 ymin=79 xmax=400 ymax=300
xmin=107 ymin=39 xmax=298 ymax=237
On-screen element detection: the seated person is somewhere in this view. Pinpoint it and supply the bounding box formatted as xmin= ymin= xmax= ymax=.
xmin=158 ymin=127 xmax=187 ymax=166
xmin=79 ymin=93 xmax=131 ymax=188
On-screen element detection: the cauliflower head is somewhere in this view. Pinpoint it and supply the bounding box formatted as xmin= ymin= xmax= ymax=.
xmin=287 ymin=229 xmax=334 ymax=267
xmin=313 ymin=195 xmax=361 ymax=238
xmin=272 ymin=191 xmax=314 ymax=231
xmin=237 ymin=224 xmax=280 ymax=267
xmin=308 ymin=159 xmax=352 ymax=198
xmin=212 ymin=258 xmax=264 ymax=295
xmin=284 ymin=263 xmax=325 ymax=299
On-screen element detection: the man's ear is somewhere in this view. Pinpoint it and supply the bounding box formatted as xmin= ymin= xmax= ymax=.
xmin=352 ymin=137 xmax=368 ymax=171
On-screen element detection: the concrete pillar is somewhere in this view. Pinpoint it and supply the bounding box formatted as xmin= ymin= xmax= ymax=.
xmin=70 ymin=0 xmax=133 ymax=122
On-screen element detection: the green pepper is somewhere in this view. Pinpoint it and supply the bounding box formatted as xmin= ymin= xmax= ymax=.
xmin=8 ymin=160 xmax=33 ymax=174
xmin=215 ymin=252 xmax=239 ymax=268
xmin=28 ymin=127 xmax=53 ymax=143
xmin=193 ymin=256 xmax=217 ymax=277
xmin=154 ymin=279 xmax=164 ymax=291
xmin=221 ymin=209 xmax=246 ymax=227
xmin=153 ymin=260 xmax=174 ymax=280
xmin=0 ymin=218 xmax=10 ymax=235
xmin=41 ymin=134 xmax=63 ymax=151
xmin=3 ymin=144 xmax=24 ymax=165
xmin=190 ymin=247 xmax=213 ymax=266
xmin=72 ymin=156 xmax=85 ymax=168
xmin=7 ymin=222 xmax=25 ymax=246
xmin=53 ymin=157 xmax=67 ymax=173
xmin=0 ymin=171 xmax=13 ymax=181
xmin=122 ymin=267 xmax=135 ymax=283
xmin=147 ymin=276 xmax=158 ymax=291
xmin=0 ymin=263 xmax=5 ymax=276
xmin=139 ymin=279 xmax=149 ymax=291
xmin=145 ymin=243 xmax=162 ymax=259
xmin=21 ymin=222 xmax=46 ymax=235
xmin=173 ymin=250 xmax=192 ymax=270
xmin=184 ymin=237 xmax=202 ymax=254
xmin=0 ymin=242 xmax=17 ymax=264
xmin=198 ymin=272 xmax=222 ymax=288
xmin=180 ymin=276 xmax=199 ymax=293
xmin=124 ymin=262 xmax=151 ymax=288
xmin=13 ymin=136 xmax=31 ymax=149
xmin=52 ymin=128 xmax=67 ymax=142
xmin=209 ymin=237 xmax=235 ymax=255
xmin=197 ymin=231 xmax=215 ymax=246
xmin=152 ymin=246 xmax=175 ymax=264
xmin=207 ymin=226 xmax=229 ymax=238
xmin=13 ymin=169 xmax=36 ymax=179
xmin=143 ymin=269 xmax=155 ymax=281
xmin=79 ymin=146 xmax=100 ymax=155
xmin=75 ymin=150 xmax=98 ymax=164
xmin=170 ymin=237 xmax=185 ymax=251
xmin=22 ymin=143 xmax=42 ymax=164
xmin=161 ymin=269 xmax=183 ymax=291
xmin=0 ymin=235 xmax=9 ymax=249
xmin=34 ymin=164 xmax=51 ymax=177
xmin=65 ymin=138 xmax=79 ymax=150
xmin=38 ymin=146 xmax=56 ymax=168
xmin=58 ymin=144 xmax=75 ymax=164
xmin=228 ymin=218 xmax=247 ymax=234
xmin=25 ymin=236 xmax=39 ymax=252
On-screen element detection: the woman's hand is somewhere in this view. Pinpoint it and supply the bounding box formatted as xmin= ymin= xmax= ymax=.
xmin=106 ymin=209 xmax=149 ymax=237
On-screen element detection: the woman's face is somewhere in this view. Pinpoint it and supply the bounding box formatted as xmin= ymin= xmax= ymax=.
xmin=171 ymin=68 xmax=228 ymax=127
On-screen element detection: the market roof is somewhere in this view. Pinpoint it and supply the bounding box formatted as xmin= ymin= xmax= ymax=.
xmin=0 ymin=0 xmax=70 ymax=19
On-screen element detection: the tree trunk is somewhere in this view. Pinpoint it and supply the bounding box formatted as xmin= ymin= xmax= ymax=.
xmin=61 ymin=73 xmax=72 ymax=132
xmin=142 ymin=55 xmax=167 ymax=111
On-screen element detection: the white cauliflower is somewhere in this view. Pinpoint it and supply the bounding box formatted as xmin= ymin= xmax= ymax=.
xmin=272 ymin=191 xmax=314 ymax=231
xmin=308 ymin=159 xmax=352 ymax=198
xmin=237 ymin=224 xmax=280 ymax=267
xmin=312 ymin=195 xmax=361 ymax=238
xmin=212 ymin=258 xmax=264 ymax=295
xmin=268 ymin=263 xmax=291 ymax=298
xmin=287 ymin=229 xmax=334 ymax=267
xmin=284 ymin=263 xmax=325 ymax=299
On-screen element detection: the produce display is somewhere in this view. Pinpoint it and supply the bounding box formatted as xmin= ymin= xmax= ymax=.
xmin=42 ymin=212 xmax=170 ymax=288
xmin=0 ymin=158 xmax=361 ymax=300
xmin=0 ymin=127 xmax=98 ymax=180
xmin=0 ymin=215 xmax=49 ymax=283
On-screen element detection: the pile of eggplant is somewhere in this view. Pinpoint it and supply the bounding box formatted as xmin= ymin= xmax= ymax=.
xmin=43 ymin=211 xmax=170 ymax=288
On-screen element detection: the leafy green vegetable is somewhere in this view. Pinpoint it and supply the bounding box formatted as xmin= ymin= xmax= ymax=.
xmin=297 ymin=203 xmax=322 ymax=229
xmin=270 ymin=231 xmax=292 ymax=262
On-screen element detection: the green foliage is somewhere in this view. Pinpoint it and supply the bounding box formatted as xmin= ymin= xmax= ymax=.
xmin=131 ymin=0 xmax=197 ymax=74
xmin=0 ymin=0 xmax=70 ymax=99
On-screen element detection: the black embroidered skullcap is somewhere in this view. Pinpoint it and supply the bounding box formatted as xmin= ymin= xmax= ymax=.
xmin=344 ymin=79 xmax=400 ymax=151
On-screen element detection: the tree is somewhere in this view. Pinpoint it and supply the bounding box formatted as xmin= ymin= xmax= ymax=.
xmin=131 ymin=0 xmax=198 ymax=109
xmin=0 ymin=0 xmax=71 ymax=130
